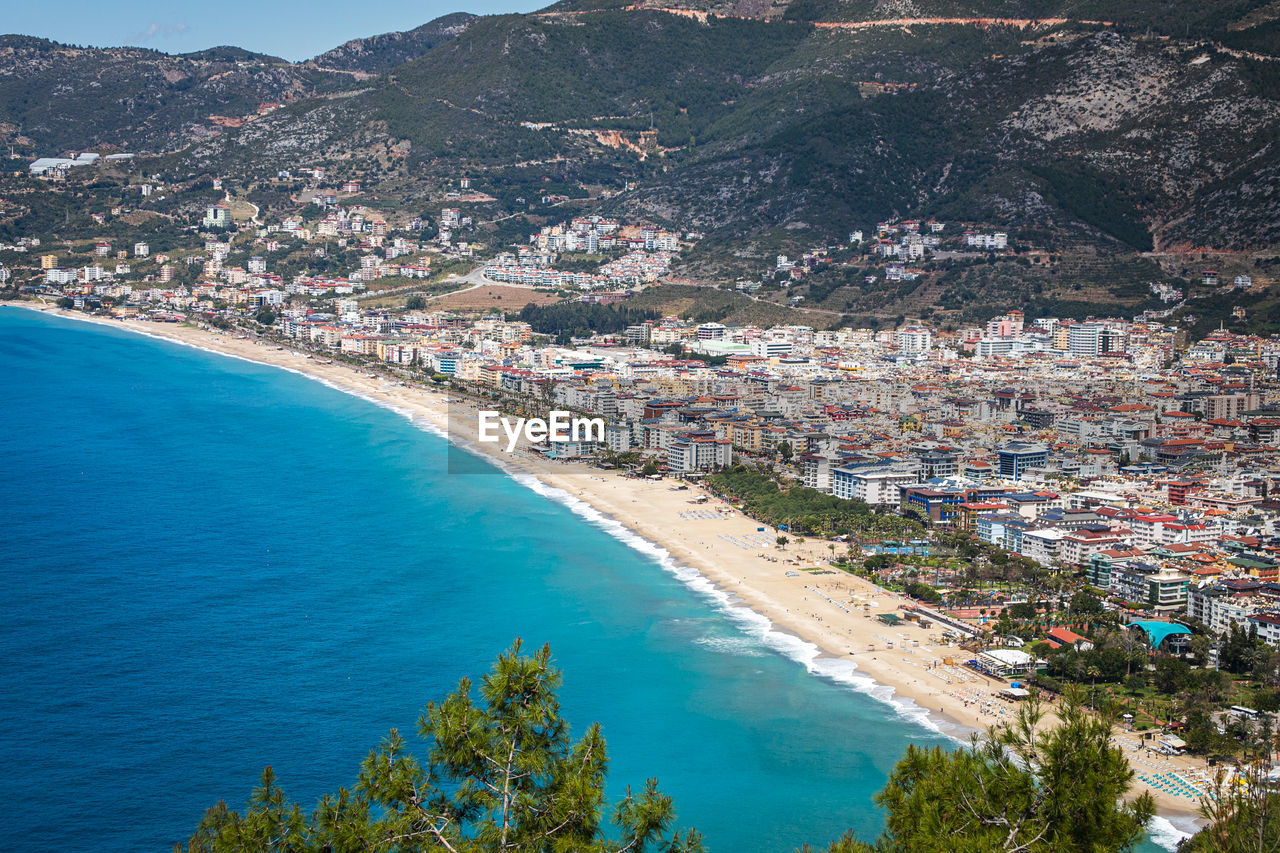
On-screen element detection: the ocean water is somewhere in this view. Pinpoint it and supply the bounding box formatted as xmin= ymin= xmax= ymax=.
xmin=0 ymin=308 xmax=1183 ymax=851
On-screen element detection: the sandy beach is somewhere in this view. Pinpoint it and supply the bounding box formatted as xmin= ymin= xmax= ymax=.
xmin=8 ymin=304 xmax=1207 ymax=834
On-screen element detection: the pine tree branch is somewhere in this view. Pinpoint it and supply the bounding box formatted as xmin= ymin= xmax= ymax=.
xmin=499 ymin=729 xmax=519 ymax=850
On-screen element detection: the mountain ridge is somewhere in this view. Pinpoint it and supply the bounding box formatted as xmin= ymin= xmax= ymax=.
xmin=309 ymin=13 xmax=477 ymax=75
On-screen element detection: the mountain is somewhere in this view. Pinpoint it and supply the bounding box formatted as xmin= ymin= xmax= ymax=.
xmin=4 ymin=1 xmax=1279 ymax=323
xmin=178 ymin=8 xmax=1280 ymax=234
xmin=0 ymin=13 xmax=473 ymax=157
xmin=0 ymin=35 xmax=336 ymax=155
xmin=180 ymin=46 xmax=287 ymax=64
xmin=309 ymin=13 xmax=476 ymax=75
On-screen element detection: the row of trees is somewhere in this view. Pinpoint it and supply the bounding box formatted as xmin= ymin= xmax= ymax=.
xmin=707 ymin=466 xmax=925 ymax=540
xmin=517 ymin=302 xmax=661 ymax=340
xmin=187 ymin=644 xmax=1274 ymax=852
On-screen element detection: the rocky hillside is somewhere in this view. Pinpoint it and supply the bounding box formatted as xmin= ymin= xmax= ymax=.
xmin=619 ymin=26 xmax=1280 ymax=255
xmin=0 ymin=36 xmax=341 ymax=155
xmin=0 ymin=13 xmax=473 ymax=160
xmin=309 ymin=13 xmax=476 ymax=75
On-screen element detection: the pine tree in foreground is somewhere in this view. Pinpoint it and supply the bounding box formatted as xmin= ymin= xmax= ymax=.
xmin=186 ymin=649 xmax=1179 ymax=852
xmin=808 ymin=687 xmax=1156 ymax=852
xmin=1181 ymin=731 xmax=1280 ymax=853
xmin=179 ymin=640 xmax=702 ymax=853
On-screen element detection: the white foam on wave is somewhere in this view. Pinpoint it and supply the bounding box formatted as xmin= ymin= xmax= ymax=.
xmin=692 ymin=635 xmax=766 ymax=657
xmin=1145 ymin=813 xmax=1197 ymax=850
xmin=504 ymin=469 xmax=964 ymax=741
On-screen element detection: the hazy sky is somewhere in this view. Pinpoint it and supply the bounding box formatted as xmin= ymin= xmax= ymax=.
xmin=4 ymin=0 xmax=545 ymax=62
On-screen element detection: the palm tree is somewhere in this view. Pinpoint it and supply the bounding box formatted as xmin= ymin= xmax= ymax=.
xmin=1087 ymin=665 xmax=1102 ymax=709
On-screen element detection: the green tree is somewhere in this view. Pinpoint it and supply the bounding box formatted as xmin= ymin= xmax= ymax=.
xmin=1068 ymin=591 xmax=1103 ymax=617
xmin=180 ymin=641 xmax=701 ymax=853
xmin=817 ymin=689 xmax=1154 ymax=851
xmin=777 ymin=441 xmax=793 ymax=462
xmin=705 ymin=466 xmax=879 ymax=538
xmin=1220 ymin=621 xmax=1265 ymax=676
xmin=904 ymin=581 xmax=942 ymax=605
xmin=1008 ymin=602 xmax=1037 ymax=621
xmin=1153 ymin=655 xmax=1189 ymax=694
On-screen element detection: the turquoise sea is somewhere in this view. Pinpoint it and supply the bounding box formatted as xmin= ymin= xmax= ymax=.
xmin=0 ymin=308 xmax=1184 ymax=851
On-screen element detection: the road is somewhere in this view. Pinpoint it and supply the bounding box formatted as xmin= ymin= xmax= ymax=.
xmin=225 ymin=191 xmax=261 ymax=227
xmin=426 ymin=265 xmax=556 ymax=301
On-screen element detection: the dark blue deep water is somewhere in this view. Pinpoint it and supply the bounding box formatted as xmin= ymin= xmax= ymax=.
xmin=0 ymin=308 xmax=1177 ymax=851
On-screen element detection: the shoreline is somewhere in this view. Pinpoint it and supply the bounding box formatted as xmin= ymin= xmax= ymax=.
xmin=4 ymin=303 xmax=1204 ymax=838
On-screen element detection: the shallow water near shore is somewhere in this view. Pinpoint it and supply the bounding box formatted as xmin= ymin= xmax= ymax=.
xmin=0 ymin=308 xmax=1180 ymax=850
